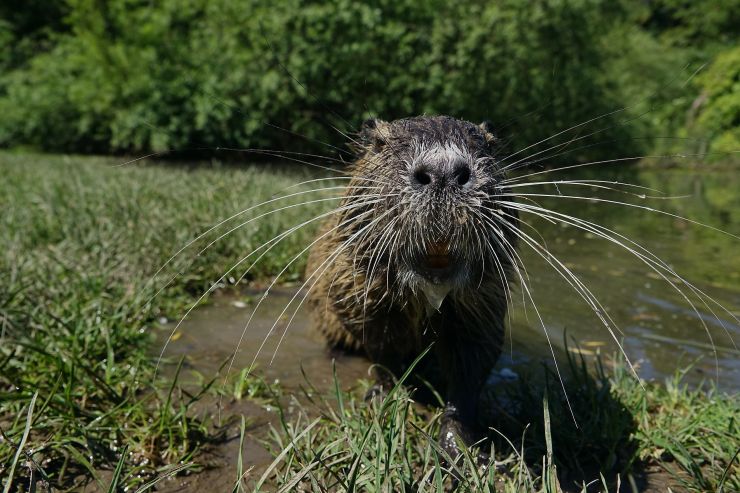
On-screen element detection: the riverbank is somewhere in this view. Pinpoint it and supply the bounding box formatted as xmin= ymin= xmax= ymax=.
xmin=1 ymin=152 xmax=737 ymax=491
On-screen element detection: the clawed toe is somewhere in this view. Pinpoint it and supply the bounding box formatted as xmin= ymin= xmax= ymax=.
xmin=364 ymin=383 xmax=389 ymax=402
xmin=438 ymin=403 xmax=492 ymax=470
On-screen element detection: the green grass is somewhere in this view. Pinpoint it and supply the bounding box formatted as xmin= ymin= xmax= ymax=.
xmin=0 ymin=151 xmax=331 ymax=490
xmin=1 ymin=151 xmax=738 ymax=492
xmin=613 ymin=365 xmax=740 ymax=492
xmin=259 ymin=352 xmax=739 ymax=492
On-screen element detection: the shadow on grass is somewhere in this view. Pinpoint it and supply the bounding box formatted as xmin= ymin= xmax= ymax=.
xmin=251 ymin=340 xmax=738 ymax=492
xmin=481 ymin=348 xmax=640 ymax=492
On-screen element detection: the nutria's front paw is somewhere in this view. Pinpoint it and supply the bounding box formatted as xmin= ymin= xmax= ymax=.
xmin=365 ymin=369 xmax=396 ymax=403
xmin=364 ymin=382 xmax=389 ymax=403
xmin=438 ymin=404 xmax=490 ymax=467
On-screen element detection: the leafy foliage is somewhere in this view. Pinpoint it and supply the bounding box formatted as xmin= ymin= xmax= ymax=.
xmin=636 ymin=0 xmax=740 ymax=50
xmin=694 ymin=47 xmax=740 ymax=160
xmin=0 ymin=0 xmax=684 ymax=163
xmin=2 ymin=1 xmax=739 ymax=162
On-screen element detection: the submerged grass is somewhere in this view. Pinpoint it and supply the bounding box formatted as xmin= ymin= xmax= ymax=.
xmin=0 ymin=151 xmax=330 ymax=490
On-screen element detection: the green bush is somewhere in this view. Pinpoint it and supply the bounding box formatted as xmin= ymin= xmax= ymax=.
xmin=636 ymin=0 xmax=740 ymax=51
xmin=0 ymin=0 xmax=69 ymax=71
xmin=694 ymin=46 xmax=740 ymax=160
xmin=0 ymin=0 xmax=661 ymax=162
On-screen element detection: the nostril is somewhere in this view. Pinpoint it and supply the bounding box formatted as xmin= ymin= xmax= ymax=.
xmin=413 ymin=168 xmax=432 ymax=186
xmin=454 ymin=166 xmax=471 ymax=186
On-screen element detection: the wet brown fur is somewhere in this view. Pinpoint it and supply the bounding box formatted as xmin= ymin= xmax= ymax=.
xmin=305 ymin=116 xmax=520 ymax=433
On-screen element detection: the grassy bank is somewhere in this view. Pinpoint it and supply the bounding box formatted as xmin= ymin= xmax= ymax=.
xmin=0 ymin=151 xmax=330 ymax=490
xmin=1 ymin=152 xmax=738 ymax=491
xmin=256 ymin=354 xmax=739 ymax=492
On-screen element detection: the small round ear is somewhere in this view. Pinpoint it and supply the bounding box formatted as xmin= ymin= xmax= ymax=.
xmin=478 ymin=121 xmax=497 ymax=145
xmin=358 ymin=118 xmax=390 ymax=153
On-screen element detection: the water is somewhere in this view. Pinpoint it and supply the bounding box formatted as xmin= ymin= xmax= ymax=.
xmin=158 ymin=166 xmax=740 ymax=394
xmin=158 ymin=288 xmax=370 ymax=390
xmin=507 ymin=166 xmax=740 ymax=389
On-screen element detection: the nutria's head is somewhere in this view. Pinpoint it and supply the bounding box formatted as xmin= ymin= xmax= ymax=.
xmin=345 ymin=115 xmax=518 ymax=310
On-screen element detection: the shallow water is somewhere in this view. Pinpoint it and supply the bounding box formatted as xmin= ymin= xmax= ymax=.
xmin=507 ymin=166 xmax=740 ymax=391
xmin=158 ymin=288 xmax=370 ymax=390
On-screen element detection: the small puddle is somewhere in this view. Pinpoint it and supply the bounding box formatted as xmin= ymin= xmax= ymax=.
xmin=157 ymin=288 xmax=370 ymax=390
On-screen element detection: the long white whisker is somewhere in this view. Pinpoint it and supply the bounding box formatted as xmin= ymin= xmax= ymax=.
xmin=504 ymin=135 xmax=706 ymax=176
xmin=497 ymin=192 xmax=740 ymax=241
xmin=482 ymin=215 xmax=580 ymax=423
xmin=242 ymin=203 xmax=402 ymax=373
xmin=508 ymin=201 xmax=738 ymax=369
xmin=139 ymin=184 xmax=368 ymax=309
xmin=498 ymin=64 xmax=702 ymax=169
xmin=503 ymin=179 xmax=672 ymax=198
xmin=212 ymin=204 xmax=381 ymax=408
xmin=154 ymin=197 xmax=383 ymax=375
xmin=357 ymin=216 xmax=402 ymax=337
xmin=510 ymin=202 xmax=737 ymax=374
xmin=282 ymin=175 xmax=391 ymax=191
xmin=213 ymin=147 xmax=347 ymax=174
xmin=197 ymin=190 xmax=386 ymax=259
xmin=269 ymin=206 xmax=403 ymax=365
xmin=499 ymin=107 xmax=634 ymax=164
xmin=486 ymin=211 xmax=644 ymax=385
xmin=232 ymin=196 xmax=397 ymax=288
xmin=500 ymin=107 xmax=656 ymax=173
xmin=501 ymin=150 xmax=740 ymax=185
xmin=470 ymin=211 xmax=516 ymax=339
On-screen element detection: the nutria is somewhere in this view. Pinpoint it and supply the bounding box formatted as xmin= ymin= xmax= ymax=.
xmin=306 ymin=115 xmax=519 ymax=458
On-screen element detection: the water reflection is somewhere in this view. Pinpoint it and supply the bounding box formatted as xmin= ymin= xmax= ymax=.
xmin=508 ymin=166 xmax=740 ymax=390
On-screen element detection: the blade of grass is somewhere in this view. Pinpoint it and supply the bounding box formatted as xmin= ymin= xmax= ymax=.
xmin=3 ymin=391 xmax=38 ymax=493
xmin=254 ymin=417 xmax=321 ymax=491
xmin=107 ymin=445 xmax=128 ymax=493
xmin=132 ymin=462 xmax=196 ymax=493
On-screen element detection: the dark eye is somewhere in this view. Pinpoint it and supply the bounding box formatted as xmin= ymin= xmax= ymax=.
xmin=454 ymin=166 xmax=471 ymax=186
xmin=413 ymin=168 xmax=432 ymax=185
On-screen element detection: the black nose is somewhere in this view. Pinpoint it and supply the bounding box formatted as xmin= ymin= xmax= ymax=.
xmin=412 ymin=164 xmax=471 ymax=188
